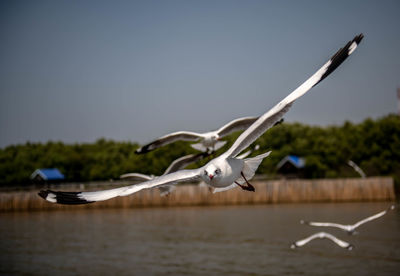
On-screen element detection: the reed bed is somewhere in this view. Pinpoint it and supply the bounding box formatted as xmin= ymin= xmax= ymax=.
xmin=0 ymin=177 xmax=394 ymax=212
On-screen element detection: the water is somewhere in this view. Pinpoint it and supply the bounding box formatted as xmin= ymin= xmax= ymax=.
xmin=1 ymin=202 xmax=399 ymax=275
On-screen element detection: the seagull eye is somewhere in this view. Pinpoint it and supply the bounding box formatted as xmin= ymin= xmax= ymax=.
xmin=204 ymin=171 xmax=208 ymax=175
xmin=215 ymin=169 xmax=221 ymax=174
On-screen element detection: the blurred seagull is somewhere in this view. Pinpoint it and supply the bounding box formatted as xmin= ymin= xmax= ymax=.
xmin=38 ymin=33 xmax=363 ymax=205
xmin=347 ymin=160 xmax=366 ymax=178
xmin=120 ymin=152 xmax=210 ymax=196
xmin=290 ymin=232 xmax=353 ymax=250
xmin=300 ymin=205 xmax=395 ymax=235
xmin=135 ymin=116 xmax=259 ymax=154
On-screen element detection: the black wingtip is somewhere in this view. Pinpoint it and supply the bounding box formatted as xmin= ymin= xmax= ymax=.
xmin=135 ymin=145 xmax=151 ymax=154
xmin=38 ymin=190 xmax=49 ymax=200
xmin=354 ymin=33 xmax=364 ymax=44
xmin=313 ymin=33 xmax=364 ymax=87
xmin=38 ymin=189 xmax=94 ymax=205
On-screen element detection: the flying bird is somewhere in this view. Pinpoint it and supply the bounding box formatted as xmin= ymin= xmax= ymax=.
xmin=39 ymin=33 xmax=364 ymax=205
xmin=290 ymin=232 xmax=353 ymax=250
xmin=300 ymin=205 xmax=395 ymax=235
xmin=198 ymin=144 xmax=260 ymax=192
xmin=135 ymin=116 xmax=259 ymax=154
xmin=120 ymin=152 xmax=210 ymax=196
xmin=347 ymin=160 xmax=366 ymax=178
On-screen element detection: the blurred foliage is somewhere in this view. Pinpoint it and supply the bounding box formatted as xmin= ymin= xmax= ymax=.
xmin=0 ymin=114 xmax=399 ymax=186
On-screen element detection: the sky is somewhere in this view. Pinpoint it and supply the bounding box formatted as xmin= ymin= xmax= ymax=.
xmin=1 ymin=0 xmax=399 ymax=148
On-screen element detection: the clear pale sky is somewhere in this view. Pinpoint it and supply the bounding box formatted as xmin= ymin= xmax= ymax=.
xmin=1 ymin=0 xmax=399 ymax=148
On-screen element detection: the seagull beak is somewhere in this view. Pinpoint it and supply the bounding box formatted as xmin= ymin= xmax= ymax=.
xmin=209 ymin=174 xmax=214 ymax=180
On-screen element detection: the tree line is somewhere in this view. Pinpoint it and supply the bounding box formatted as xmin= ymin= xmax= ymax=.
xmin=0 ymin=114 xmax=399 ymax=187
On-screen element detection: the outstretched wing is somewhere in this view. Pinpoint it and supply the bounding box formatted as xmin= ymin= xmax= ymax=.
xmin=120 ymin=172 xmax=153 ymax=181
xmin=224 ymin=34 xmax=364 ymax=158
xmin=135 ymin=131 xmax=202 ymax=154
xmin=291 ymin=232 xmax=322 ymax=248
xmin=301 ymin=220 xmax=349 ymax=232
xmin=38 ymin=168 xmax=203 ymax=205
xmin=353 ymin=205 xmax=395 ymax=229
xmin=163 ymin=152 xmax=210 ymax=175
xmin=216 ymin=117 xmax=258 ymax=137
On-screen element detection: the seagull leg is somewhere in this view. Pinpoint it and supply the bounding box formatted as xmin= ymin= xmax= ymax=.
xmin=235 ymin=172 xmax=255 ymax=192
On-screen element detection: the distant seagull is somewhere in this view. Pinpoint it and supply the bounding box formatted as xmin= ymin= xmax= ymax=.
xmin=120 ymin=152 xmax=209 ymax=196
xmin=135 ymin=116 xmax=259 ymax=154
xmin=301 ymin=205 xmax=395 ymax=235
xmin=347 ymin=160 xmax=366 ymax=178
xmin=38 ymin=34 xmax=363 ymax=205
xmin=290 ymin=232 xmax=353 ymax=250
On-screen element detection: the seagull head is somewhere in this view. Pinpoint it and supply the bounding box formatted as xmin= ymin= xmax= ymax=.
xmin=203 ymin=164 xmax=222 ymax=182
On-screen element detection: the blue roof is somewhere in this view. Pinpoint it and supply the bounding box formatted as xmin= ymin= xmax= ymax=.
xmin=277 ymin=155 xmax=305 ymax=169
xmin=31 ymin=168 xmax=65 ymax=181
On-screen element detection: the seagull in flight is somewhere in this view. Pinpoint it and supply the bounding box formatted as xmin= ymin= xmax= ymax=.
xmin=135 ymin=116 xmax=259 ymax=154
xmin=120 ymin=152 xmax=210 ymax=196
xmin=290 ymin=232 xmax=354 ymax=250
xmin=300 ymin=205 xmax=395 ymax=235
xmin=347 ymin=160 xmax=366 ymax=178
xmin=38 ymin=34 xmax=364 ymax=205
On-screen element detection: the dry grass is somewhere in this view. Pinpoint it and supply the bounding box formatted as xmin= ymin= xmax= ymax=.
xmin=0 ymin=177 xmax=395 ymax=212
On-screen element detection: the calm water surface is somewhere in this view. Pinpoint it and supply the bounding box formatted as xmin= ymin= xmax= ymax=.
xmin=1 ymin=202 xmax=399 ymax=276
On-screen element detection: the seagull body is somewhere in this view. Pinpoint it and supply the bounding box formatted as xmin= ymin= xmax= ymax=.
xmin=301 ymin=205 xmax=395 ymax=235
xmin=135 ymin=116 xmax=259 ymax=154
xmin=120 ymin=152 xmax=210 ymax=196
xmin=39 ymin=34 xmax=363 ymax=205
xmin=290 ymin=232 xmax=353 ymax=250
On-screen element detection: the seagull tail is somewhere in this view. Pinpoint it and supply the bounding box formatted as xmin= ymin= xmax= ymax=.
xmin=236 ymin=151 xmax=271 ymax=185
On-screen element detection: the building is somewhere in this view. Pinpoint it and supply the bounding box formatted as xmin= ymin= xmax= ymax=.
xmin=277 ymin=155 xmax=305 ymax=178
xmin=31 ymin=168 xmax=65 ymax=183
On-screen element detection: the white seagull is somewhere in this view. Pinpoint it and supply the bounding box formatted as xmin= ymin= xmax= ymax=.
xmin=347 ymin=160 xmax=366 ymax=178
xmin=120 ymin=152 xmax=210 ymax=196
xmin=290 ymin=232 xmax=354 ymax=250
xmin=300 ymin=205 xmax=395 ymax=235
xmin=198 ymin=144 xmax=261 ymax=192
xmin=38 ymin=34 xmax=364 ymax=205
xmin=135 ymin=116 xmax=259 ymax=154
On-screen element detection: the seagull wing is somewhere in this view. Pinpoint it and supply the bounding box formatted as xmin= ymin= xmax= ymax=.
xmin=224 ymin=34 xmax=364 ymax=158
xmin=163 ymin=152 xmax=210 ymax=175
xmin=135 ymin=131 xmax=203 ymax=154
xmin=322 ymin=232 xmax=353 ymax=250
xmin=119 ymin=173 xmax=153 ymax=181
xmin=216 ymin=116 xmax=259 ymax=137
xmin=291 ymin=232 xmax=322 ymax=248
xmin=352 ymin=205 xmax=395 ymax=229
xmin=38 ymin=168 xmax=203 ymax=205
xmin=302 ymin=221 xmax=349 ymax=232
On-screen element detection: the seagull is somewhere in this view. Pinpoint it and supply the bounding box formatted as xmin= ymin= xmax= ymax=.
xmin=300 ymin=205 xmax=395 ymax=235
xmin=290 ymin=232 xmax=354 ymax=250
xmin=210 ymin=144 xmax=260 ymax=193
xmin=120 ymin=152 xmax=210 ymax=196
xmin=38 ymin=33 xmax=364 ymax=205
xmin=347 ymin=160 xmax=366 ymax=178
xmin=198 ymin=144 xmax=261 ymax=191
xmin=135 ymin=116 xmax=259 ymax=154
